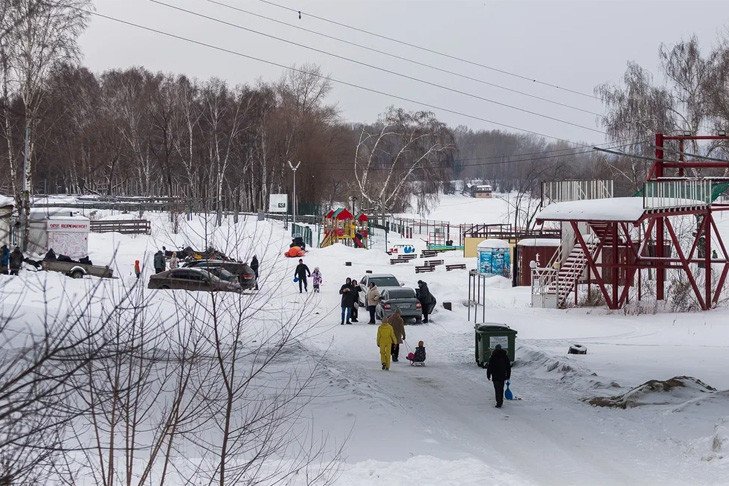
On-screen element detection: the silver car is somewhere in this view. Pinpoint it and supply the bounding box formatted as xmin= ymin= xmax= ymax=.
xmin=357 ymin=273 xmax=402 ymax=306
xmin=376 ymin=287 xmax=422 ymax=323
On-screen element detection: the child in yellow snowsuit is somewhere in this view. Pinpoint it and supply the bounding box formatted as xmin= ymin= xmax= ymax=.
xmin=377 ymin=319 xmax=397 ymax=370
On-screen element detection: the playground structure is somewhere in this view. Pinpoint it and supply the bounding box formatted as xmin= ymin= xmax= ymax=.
xmin=319 ymin=208 xmax=369 ymax=248
xmin=532 ymin=132 xmax=729 ymax=311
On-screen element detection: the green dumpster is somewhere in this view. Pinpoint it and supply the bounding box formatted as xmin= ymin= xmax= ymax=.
xmin=475 ymin=323 xmax=517 ymax=368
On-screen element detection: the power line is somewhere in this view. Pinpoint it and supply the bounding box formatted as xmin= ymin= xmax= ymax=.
xmin=208 ymin=0 xmax=602 ymax=117
xmin=313 ymin=140 xmax=645 ymax=173
xmin=84 ymin=9 xmax=602 ymax=144
xmin=150 ymin=0 xmax=604 ymax=134
xmin=258 ymin=0 xmax=600 ymax=100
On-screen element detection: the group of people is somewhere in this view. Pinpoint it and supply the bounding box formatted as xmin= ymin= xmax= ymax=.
xmin=338 ymin=278 xmax=381 ymax=325
xmin=1 ymin=244 xmax=24 ymax=275
xmin=376 ymin=309 xmax=408 ymax=369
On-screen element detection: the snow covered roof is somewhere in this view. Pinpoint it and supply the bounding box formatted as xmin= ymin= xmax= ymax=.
xmin=477 ymin=238 xmax=510 ymax=249
xmin=538 ymin=197 xmax=710 ymax=223
xmin=29 ymin=208 xmax=82 ymax=220
xmin=517 ymin=238 xmax=561 ymax=247
xmin=537 ymin=197 xmax=645 ymax=223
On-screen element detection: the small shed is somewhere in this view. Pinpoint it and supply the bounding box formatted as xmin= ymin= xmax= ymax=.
xmin=516 ymin=238 xmax=561 ymax=286
xmin=28 ymin=210 xmax=90 ymax=258
xmin=477 ymin=239 xmax=510 ymax=277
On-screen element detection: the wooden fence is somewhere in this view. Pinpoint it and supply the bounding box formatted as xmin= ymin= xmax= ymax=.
xmin=90 ymin=220 xmax=151 ymax=235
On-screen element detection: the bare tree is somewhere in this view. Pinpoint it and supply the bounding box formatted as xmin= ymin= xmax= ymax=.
xmin=0 ymin=275 xmax=136 ymax=485
xmin=1 ymin=0 xmax=91 ymax=248
xmin=354 ymin=107 xmax=455 ymax=222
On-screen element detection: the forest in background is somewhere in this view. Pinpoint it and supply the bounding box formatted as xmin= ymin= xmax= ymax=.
xmin=2 ymin=2 xmax=729 ymax=221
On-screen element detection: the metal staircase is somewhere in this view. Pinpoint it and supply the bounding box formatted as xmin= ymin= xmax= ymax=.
xmin=549 ymin=239 xmax=600 ymax=307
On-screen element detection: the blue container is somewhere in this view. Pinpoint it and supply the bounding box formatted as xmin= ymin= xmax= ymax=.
xmin=476 ymin=239 xmax=511 ymax=278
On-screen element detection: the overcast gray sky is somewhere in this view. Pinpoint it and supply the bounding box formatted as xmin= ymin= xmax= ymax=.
xmin=79 ymin=0 xmax=729 ymax=146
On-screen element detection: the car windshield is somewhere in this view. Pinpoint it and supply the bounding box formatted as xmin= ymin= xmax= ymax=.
xmin=385 ymin=288 xmax=416 ymax=299
xmin=370 ymin=276 xmax=400 ymax=287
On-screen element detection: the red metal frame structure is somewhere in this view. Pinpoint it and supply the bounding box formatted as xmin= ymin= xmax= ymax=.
xmin=538 ymin=132 xmax=729 ymax=310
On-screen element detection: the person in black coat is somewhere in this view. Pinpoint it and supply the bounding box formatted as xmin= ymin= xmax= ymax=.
xmin=9 ymin=246 xmax=23 ymax=275
xmin=250 ymin=255 xmax=259 ymax=290
xmin=350 ymin=279 xmax=362 ymax=322
xmin=294 ymin=258 xmax=311 ymax=293
xmin=416 ymin=280 xmax=436 ymax=323
xmin=486 ymin=344 xmax=511 ymax=408
xmin=153 ymin=250 xmax=165 ymax=274
xmin=339 ymin=277 xmax=356 ymax=324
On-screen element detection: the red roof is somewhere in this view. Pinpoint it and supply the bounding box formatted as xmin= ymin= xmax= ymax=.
xmin=332 ymin=208 xmax=354 ymax=220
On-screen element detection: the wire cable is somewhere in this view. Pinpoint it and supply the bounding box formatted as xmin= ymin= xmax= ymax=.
xmin=258 ymin=0 xmax=600 ymax=100
xmin=315 ymin=139 xmax=645 ymax=173
xmin=208 ymin=0 xmax=602 ymax=117
xmin=84 ymin=9 xmax=602 ymax=144
xmin=150 ymin=0 xmax=604 ymax=134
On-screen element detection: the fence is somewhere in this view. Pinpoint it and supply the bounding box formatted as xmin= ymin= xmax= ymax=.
xmin=541 ymin=179 xmax=613 ymax=205
xmin=291 ymin=223 xmax=313 ymax=248
xmin=90 ymin=220 xmax=151 ymax=235
xmin=462 ymin=223 xmax=561 ymax=242
xmin=642 ymin=179 xmax=712 ymax=210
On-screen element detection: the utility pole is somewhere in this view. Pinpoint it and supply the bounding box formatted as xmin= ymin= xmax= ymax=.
xmin=288 ymin=160 xmax=301 ymax=224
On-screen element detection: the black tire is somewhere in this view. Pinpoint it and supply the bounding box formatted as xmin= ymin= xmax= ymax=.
xmin=568 ymin=344 xmax=587 ymax=355
xmin=70 ymin=270 xmax=84 ymax=279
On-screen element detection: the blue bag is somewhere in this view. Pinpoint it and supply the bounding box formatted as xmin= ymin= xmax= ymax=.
xmin=505 ymin=380 xmax=514 ymax=400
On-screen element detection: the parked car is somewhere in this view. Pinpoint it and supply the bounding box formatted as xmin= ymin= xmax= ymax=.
xmin=183 ymin=260 xmax=256 ymax=290
xmin=376 ymin=287 xmax=422 ymax=323
xmin=148 ymin=268 xmax=242 ymax=292
xmin=357 ymin=273 xmax=403 ymax=306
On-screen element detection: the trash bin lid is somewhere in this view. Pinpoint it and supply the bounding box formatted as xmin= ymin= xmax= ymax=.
xmin=476 ymin=323 xmax=517 ymax=334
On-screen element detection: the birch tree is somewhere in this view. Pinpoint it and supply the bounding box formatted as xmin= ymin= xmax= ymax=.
xmin=354 ymin=107 xmax=454 ymax=222
xmin=1 ymin=0 xmax=90 ymax=248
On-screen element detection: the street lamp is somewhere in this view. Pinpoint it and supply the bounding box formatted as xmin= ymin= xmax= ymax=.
xmin=288 ymin=160 xmax=301 ymax=224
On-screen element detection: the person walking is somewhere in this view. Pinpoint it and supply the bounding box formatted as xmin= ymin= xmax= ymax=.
xmin=389 ymin=308 xmax=406 ymax=362
xmin=376 ymin=318 xmax=397 ymax=370
xmin=312 ymin=267 xmax=322 ymax=293
xmin=350 ymin=279 xmax=362 ymax=322
xmin=9 ymin=246 xmax=23 ymax=275
xmin=1 ymin=244 xmax=9 ymax=274
xmin=134 ymin=260 xmax=141 ymax=279
xmin=339 ymin=277 xmax=356 ymax=324
xmin=169 ymin=252 xmax=179 ymax=269
xmin=250 ymin=255 xmax=259 ymax=290
xmin=294 ymin=258 xmax=311 ymax=293
xmin=366 ymin=281 xmax=380 ymax=324
xmin=486 ymin=344 xmax=511 ymax=408
xmin=153 ymin=250 xmax=165 ymax=274
xmin=416 ymin=280 xmax=436 ymax=323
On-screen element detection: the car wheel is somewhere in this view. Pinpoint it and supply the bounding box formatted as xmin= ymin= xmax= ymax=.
xmin=70 ymin=270 xmax=84 ymax=279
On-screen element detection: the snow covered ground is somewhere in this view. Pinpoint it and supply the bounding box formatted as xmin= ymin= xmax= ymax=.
xmin=4 ymin=194 xmax=729 ymax=485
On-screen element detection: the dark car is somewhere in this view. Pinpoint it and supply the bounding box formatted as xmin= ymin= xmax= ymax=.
xmin=357 ymin=273 xmax=403 ymax=306
xmin=376 ymin=287 xmax=422 ymax=323
xmin=148 ymin=268 xmax=242 ymax=292
xmin=183 ymin=260 xmax=256 ymax=290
